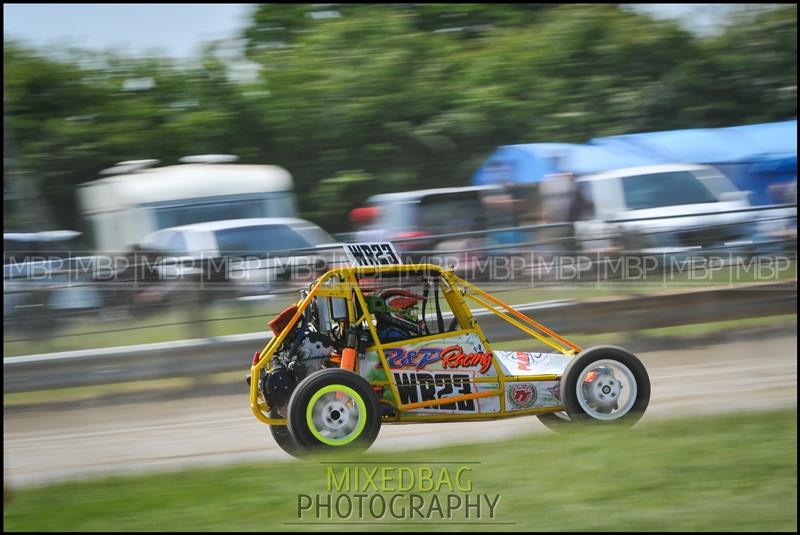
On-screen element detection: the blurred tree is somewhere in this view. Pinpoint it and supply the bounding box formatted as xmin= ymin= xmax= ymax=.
xmin=246 ymin=5 xmax=474 ymax=221
xmin=3 ymin=4 xmax=796 ymax=235
xmin=308 ymin=170 xmax=376 ymax=232
xmin=652 ymin=4 xmax=797 ymax=126
xmin=243 ymin=3 xmax=557 ymax=56
xmin=3 ymin=41 xmax=267 ymax=230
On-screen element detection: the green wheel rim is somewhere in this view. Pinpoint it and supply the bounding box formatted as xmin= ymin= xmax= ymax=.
xmin=306 ymin=384 xmax=367 ymax=446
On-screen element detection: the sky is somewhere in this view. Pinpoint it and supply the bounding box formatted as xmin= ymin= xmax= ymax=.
xmin=3 ymin=4 xmax=256 ymax=58
xmin=3 ymin=4 xmax=766 ymax=59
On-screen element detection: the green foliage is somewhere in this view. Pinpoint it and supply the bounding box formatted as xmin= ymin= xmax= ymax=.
xmin=308 ymin=170 xmax=376 ymax=231
xmin=3 ymin=5 xmax=797 ymax=233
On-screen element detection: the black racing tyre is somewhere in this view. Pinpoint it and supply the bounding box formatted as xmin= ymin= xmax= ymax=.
xmin=537 ymin=411 xmax=575 ymax=432
xmin=268 ymin=408 xmax=306 ymax=459
xmin=560 ymin=345 xmax=650 ymax=427
xmin=287 ymin=368 xmax=382 ymax=454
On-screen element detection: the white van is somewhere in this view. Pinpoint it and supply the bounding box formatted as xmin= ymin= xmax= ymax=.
xmin=77 ymin=155 xmax=297 ymax=252
xmin=572 ymin=164 xmax=756 ymax=252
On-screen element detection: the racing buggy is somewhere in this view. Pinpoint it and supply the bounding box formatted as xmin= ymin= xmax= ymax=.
xmin=248 ymin=243 xmax=650 ymax=457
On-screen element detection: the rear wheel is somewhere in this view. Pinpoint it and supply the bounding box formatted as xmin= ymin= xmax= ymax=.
xmin=287 ymin=369 xmax=382 ymax=454
xmin=560 ymin=346 xmax=650 ymax=427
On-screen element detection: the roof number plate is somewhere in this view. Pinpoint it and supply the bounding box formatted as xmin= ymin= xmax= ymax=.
xmin=343 ymin=242 xmax=403 ymax=267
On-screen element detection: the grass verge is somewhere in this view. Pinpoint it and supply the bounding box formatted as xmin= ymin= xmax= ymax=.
xmin=3 ymin=409 xmax=797 ymax=532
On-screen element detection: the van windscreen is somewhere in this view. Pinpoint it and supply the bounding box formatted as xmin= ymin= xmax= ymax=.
xmin=418 ymin=193 xmax=484 ymax=233
xmin=621 ymin=171 xmax=719 ymax=210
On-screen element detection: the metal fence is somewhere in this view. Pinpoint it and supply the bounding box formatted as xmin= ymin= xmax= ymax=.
xmin=3 ymin=203 xmax=797 ymax=354
xmin=4 ymin=279 xmax=796 ymax=393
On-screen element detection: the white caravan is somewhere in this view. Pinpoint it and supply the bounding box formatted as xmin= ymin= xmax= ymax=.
xmin=77 ymin=155 xmax=297 ymax=252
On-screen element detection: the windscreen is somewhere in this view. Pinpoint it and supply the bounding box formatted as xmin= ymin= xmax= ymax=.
xmin=621 ymin=171 xmax=719 ymax=210
xmin=290 ymin=224 xmax=336 ymax=246
xmin=214 ymin=224 xmax=316 ymax=256
xmin=418 ymin=193 xmax=485 ymax=233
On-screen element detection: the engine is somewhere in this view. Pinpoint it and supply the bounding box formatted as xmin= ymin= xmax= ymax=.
xmin=257 ymin=301 xmax=341 ymax=417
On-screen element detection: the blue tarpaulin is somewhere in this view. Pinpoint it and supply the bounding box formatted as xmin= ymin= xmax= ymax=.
xmin=473 ymin=119 xmax=797 ymax=205
xmin=472 ymin=142 xmax=658 ymax=185
xmin=590 ymin=119 xmax=797 ymax=204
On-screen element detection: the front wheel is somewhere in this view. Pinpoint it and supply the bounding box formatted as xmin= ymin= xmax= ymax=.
xmin=560 ymin=346 xmax=650 ymax=427
xmin=287 ymin=368 xmax=382 ymax=454
xmin=269 ymin=408 xmax=305 ymax=459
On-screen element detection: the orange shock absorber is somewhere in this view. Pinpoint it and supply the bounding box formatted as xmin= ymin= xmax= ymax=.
xmin=340 ymin=347 xmax=357 ymax=371
xmin=340 ymin=327 xmax=359 ymax=372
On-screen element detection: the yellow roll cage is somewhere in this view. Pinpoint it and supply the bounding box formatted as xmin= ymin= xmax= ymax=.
xmin=249 ymin=264 xmax=582 ymax=426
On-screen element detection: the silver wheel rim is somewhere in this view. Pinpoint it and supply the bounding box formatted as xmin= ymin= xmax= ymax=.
xmin=311 ymin=392 xmax=362 ymax=441
xmin=575 ymin=359 xmax=638 ymax=420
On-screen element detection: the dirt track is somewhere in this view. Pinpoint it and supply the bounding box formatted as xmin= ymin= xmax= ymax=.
xmin=4 ymin=334 xmax=797 ymax=488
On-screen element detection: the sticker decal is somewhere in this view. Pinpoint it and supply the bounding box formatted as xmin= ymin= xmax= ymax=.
xmin=360 ymin=332 xmax=501 ymax=415
xmin=494 ymin=351 xmax=572 ymax=376
xmin=394 ymin=371 xmax=476 ymax=411
xmin=377 ymin=333 xmax=496 ymax=376
xmin=508 ymin=383 xmax=537 ymax=409
xmin=441 ymin=346 xmax=493 ymax=374
xmin=504 ymin=381 xmax=562 ymax=411
xmin=384 ymin=347 xmax=442 ymax=370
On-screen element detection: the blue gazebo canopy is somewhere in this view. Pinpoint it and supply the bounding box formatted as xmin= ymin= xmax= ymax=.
xmin=472 ymin=142 xmax=657 ymax=186
xmin=590 ymin=120 xmax=796 ymax=204
xmin=472 ymin=119 xmax=797 ymax=205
